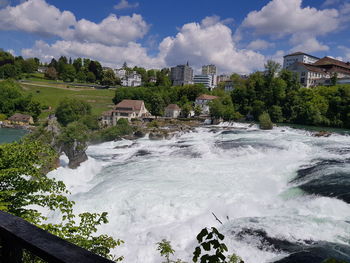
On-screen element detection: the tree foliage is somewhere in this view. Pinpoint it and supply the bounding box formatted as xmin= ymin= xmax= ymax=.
xmin=0 ymin=139 xmax=121 ymax=260
xmin=55 ymin=98 xmax=92 ymax=126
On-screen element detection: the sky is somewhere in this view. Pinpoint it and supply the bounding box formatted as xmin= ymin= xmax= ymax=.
xmin=0 ymin=0 xmax=349 ymax=74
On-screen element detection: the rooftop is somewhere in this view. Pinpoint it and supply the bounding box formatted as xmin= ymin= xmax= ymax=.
xmin=8 ymin=113 xmax=33 ymax=122
xmin=313 ymin=56 xmax=350 ymax=70
xmin=196 ymin=94 xmax=219 ymax=100
xmin=115 ymin=100 xmax=144 ymax=111
xmin=166 ymin=104 xmax=181 ymax=110
xmin=284 ymin=52 xmax=320 ymax=60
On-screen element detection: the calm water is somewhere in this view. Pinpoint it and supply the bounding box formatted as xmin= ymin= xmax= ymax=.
xmin=0 ymin=127 xmax=27 ymax=144
xmin=47 ymin=123 xmax=350 ymax=262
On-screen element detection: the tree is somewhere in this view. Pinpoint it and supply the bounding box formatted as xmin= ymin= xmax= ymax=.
xmin=55 ymin=98 xmax=92 ymax=126
xmin=76 ymin=70 xmax=87 ymax=83
xmin=88 ymin=60 xmax=103 ymax=81
xmin=101 ymin=69 xmax=117 ymax=86
xmin=0 ymin=140 xmax=121 ymax=260
xmin=61 ymin=64 xmax=76 ymax=82
xmin=264 ymin=60 xmax=281 ymax=80
xmin=259 ymin=112 xmax=273 ymax=130
xmin=149 ymin=94 xmax=165 ymax=117
xmin=194 ymin=105 xmax=202 ymax=116
xmin=330 ymin=73 xmax=338 ymax=86
xmin=86 ymin=71 xmax=96 ymax=83
xmin=44 ymin=67 xmax=58 ymax=80
xmin=181 ymin=103 xmax=192 ymax=118
xmin=73 ymin=58 xmax=83 ymax=72
xmin=0 ymin=64 xmax=20 ymax=79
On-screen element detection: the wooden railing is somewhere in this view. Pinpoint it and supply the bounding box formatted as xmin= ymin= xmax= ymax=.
xmin=0 ymin=211 xmax=115 ymax=263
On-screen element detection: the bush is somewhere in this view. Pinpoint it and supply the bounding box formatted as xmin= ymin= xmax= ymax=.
xmin=93 ymin=121 xmax=133 ymax=142
xmin=259 ymin=112 xmax=273 ymax=130
xmin=147 ymin=120 xmax=159 ymax=128
xmin=0 ymin=113 xmax=7 ymax=121
xmin=55 ymin=98 xmax=92 ymax=126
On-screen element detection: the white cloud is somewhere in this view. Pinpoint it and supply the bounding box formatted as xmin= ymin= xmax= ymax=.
xmin=247 ymin=39 xmax=274 ymax=50
xmin=114 ymin=0 xmax=139 ymax=10
xmin=22 ymin=40 xmax=163 ymax=69
xmin=158 ymin=17 xmax=265 ymax=74
xmin=0 ymin=0 xmax=76 ymax=39
xmin=22 ymin=16 xmax=267 ymax=74
xmin=0 ymin=0 xmax=149 ymax=45
xmin=290 ymin=35 xmax=329 ymax=53
xmin=322 ymin=0 xmax=341 ymax=7
xmin=242 ymin=0 xmax=340 ymax=54
xmin=74 ymin=14 xmax=149 ymax=46
xmin=242 ymin=0 xmax=339 ymax=37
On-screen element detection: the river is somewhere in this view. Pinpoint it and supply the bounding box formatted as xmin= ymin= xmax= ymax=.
xmin=47 ymin=123 xmax=350 ymax=262
xmin=0 ymin=127 xmax=27 ymax=144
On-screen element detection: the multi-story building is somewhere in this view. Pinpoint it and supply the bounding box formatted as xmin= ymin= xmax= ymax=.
xmin=283 ymin=52 xmax=320 ymax=69
xmin=217 ymin=74 xmax=230 ymax=83
xmin=170 ymin=63 xmax=193 ymax=86
xmin=115 ymin=69 xmax=142 ymax=87
xmin=121 ymin=71 xmax=142 ymax=87
xmin=285 ymin=54 xmax=350 ymax=87
xmin=195 ymin=94 xmax=219 ymax=115
xmin=193 ymin=75 xmax=215 ymax=90
xmin=202 ymin=64 xmax=217 ymax=75
xmin=101 ymin=100 xmax=150 ymax=125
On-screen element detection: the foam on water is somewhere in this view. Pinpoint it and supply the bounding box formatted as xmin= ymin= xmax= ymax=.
xmin=47 ymin=125 xmax=350 ymax=263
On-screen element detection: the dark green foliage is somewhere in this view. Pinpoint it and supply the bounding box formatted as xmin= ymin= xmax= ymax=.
xmin=0 ymin=80 xmax=41 ymax=120
xmin=93 ymin=120 xmax=133 ymax=142
xmin=0 ymin=140 xmax=121 ymax=260
xmin=58 ymin=122 xmax=89 ymax=148
xmin=192 ymin=227 xmax=244 ymax=263
xmin=259 ymin=112 xmax=273 ymax=130
xmin=80 ymin=115 xmax=100 ymax=130
xmin=55 ymin=98 xmax=92 ymax=126
xmin=61 ymin=64 xmax=76 ymax=82
xmin=210 ymin=97 xmax=241 ymax=121
xmin=101 ymin=69 xmax=117 ymax=86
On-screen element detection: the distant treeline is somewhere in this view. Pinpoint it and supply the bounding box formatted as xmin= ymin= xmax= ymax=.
xmin=0 ymin=49 xmax=171 ymax=86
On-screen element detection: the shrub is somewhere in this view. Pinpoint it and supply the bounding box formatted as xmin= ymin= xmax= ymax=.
xmin=259 ymin=112 xmax=273 ymax=130
xmin=0 ymin=113 xmax=7 ymax=121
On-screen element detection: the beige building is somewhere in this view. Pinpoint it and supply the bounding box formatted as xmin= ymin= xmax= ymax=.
xmin=8 ymin=113 xmax=34 ymax=125
xmin=164 ymin=104 xmax=181 ymax=118
xmin=101 ymin=100 xmax=150 ymax=126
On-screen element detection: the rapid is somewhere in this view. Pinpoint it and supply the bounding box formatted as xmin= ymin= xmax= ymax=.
xmin=47 ymin=124 xmax=350 ymax=262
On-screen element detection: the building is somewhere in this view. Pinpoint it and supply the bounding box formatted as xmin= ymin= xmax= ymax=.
xmin=283 ymin=52 xmax=320 ymax=69
xmin=286 ymin=55 xmax=350 ymax=87
xmin=287 ymin=62 xmax=328 ymax=87
xmin=37 ymin=66 xmax=48 ymax=73
xmin=193 ymin=75 xmax=215 ymax=90
xmin=217 ymin=74 xmax=230 ymax=83
xmin=195 ymin=94 xmax=219 ymax=115
xmin=114 ymin=100 xmax=149 ymax=122
xmin=170 ymin=63 xmax=193 ymax=86
xmin=224 ymin=81 xmax=234 ymax=92
xmin=202 ymin=65 xmax=217 ymax=75
xmin=164 ymin=104 xmax=181 ymax=118
xmin=121 ymin=71 xmax=142 ymax=87
xmin=101 ymin=110 xmax=114 ymax=127
xmin=8 ymin=113 xmax=34 ymax=125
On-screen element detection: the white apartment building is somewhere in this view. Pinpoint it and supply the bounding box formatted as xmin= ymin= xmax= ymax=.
xmin=287 ymin=62 xmax=329 ymax=88
xmin=115 ymin=69 xmax=142 ymax=87
xmin=283 ymin=52 xmax=319 ymax=69
xmin=193 ymin=74 xmax=216 ymax=90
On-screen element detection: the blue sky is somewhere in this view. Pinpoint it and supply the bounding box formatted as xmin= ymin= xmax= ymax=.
xmin=0 ymin=0 xmax=349 ymax=74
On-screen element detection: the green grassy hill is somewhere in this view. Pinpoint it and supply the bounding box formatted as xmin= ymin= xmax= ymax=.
xmin=20 ymin=81 xmax=115 ymax=120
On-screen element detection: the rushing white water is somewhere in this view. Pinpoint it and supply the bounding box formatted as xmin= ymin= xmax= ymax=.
xmin=47 ymin=124 xmax=350 ymax=262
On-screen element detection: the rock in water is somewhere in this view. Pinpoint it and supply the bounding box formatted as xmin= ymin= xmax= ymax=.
xmin=62 ymin=139 xmax=88 ymax=169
